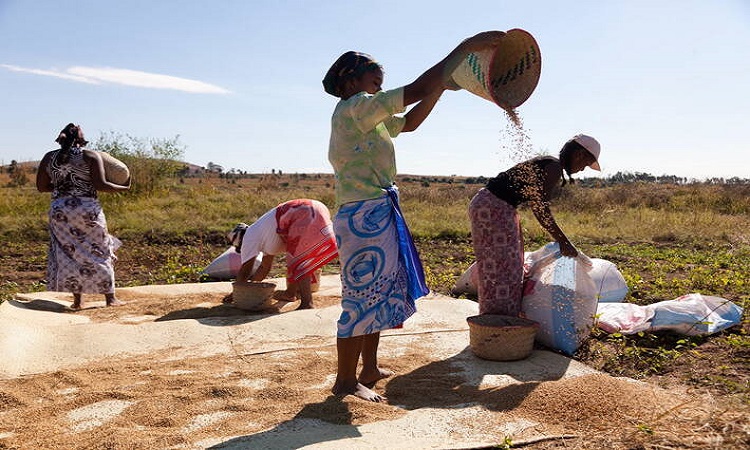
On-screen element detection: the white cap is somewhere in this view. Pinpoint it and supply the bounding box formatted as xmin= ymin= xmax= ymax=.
xmin=572 ymin=134 xmax=601 ymax=171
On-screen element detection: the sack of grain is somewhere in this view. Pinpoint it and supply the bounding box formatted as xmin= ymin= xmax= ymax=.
xmin=521 ymin=243 xmax=597 ymax=355
xmin=589 ymin=258 xmax=628 ymax=302
xmin=202 ymin=247 xmax=263 ymax=280
xmin=99 ymin=152 xmax=130 ymax=185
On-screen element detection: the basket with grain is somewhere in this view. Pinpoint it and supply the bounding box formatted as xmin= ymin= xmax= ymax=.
xmin=467 ymin=314 xmax=539 ymax=361
xmin=232 ymin=281 xmax=276 ymax=311
xmin=450 ymin=28 xmax=541 ymax=111
xmin=99 ymin=152 xmax=130 ymax=185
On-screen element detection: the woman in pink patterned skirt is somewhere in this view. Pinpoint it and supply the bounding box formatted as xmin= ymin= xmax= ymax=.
xmin=469 ymin=134 xmax=601 ymax=316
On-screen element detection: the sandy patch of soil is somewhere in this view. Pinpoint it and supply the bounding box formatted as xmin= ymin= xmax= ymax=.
xmin=1 ymin=288 xmax=747 ymax=449
xmin=1 ymin=335 xmax=741 ymax=449
xmin=51 ymin=291 xmax=343 ymax=324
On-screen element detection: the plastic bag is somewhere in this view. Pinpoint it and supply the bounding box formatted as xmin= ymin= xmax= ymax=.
xmin=521 ymin=242 xmax=598 ymax=355
xmin=201 ymin=247 xmax=262 ymax=280
xmin=596 ymin=293 xmax=743 ymax=336
xmin=452 ymin=262 xmax=478 ymax=297
xmin=589 ymin=258 xmax=628 ymax=302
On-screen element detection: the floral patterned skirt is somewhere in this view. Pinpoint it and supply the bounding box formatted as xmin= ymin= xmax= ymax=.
xmin=275 ymin=199 xmax=338 ymax=283
xmin=468 ymin=188 xmax=524 ymax=316
xmin=46 ymin=196 xmax=118 ymax=295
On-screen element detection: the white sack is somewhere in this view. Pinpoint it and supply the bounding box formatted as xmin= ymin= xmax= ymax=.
xmin=596 ymin=293 xmax=743 ymax=336
xmin=453 ymin=253 xmax=628 ymax=305
xmin=202 ymin=247 xmax=262 ymax=280
xmin=452 ymin=262 xmax=478 ymax=297
xmin=589 ymin=258 xmax=629 ymax=302
xmin=521 ymin=242 xmax=598 ymax=355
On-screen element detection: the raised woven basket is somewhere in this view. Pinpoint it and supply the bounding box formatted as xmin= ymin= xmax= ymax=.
xmin=450 ymin=28 xmax=541 ymax=110
xmin=232 ymin=281 xmax=276 ymax=311
xmin=467 ymin=314 xmax=539 ymax=361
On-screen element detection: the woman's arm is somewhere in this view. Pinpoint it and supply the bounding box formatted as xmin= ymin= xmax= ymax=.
xmin=250 ymin=254 xmax=275 ymax=282
xmin=35 ymin=152 xmax=54 ymax=192
xmin=401 ymin=89 xmax=444 ymax=132
xmin=84 ymin=150 xmax=131 ymax=192
xmin=236 ymin=256 xmax=257 ymax=282
xmin=526 ymin=163 xmax=578 ymax=257
xmin=529 ymin=200 xmax=577 ymax=257
xmin=402 ymin=31 xmax=505 ymax=106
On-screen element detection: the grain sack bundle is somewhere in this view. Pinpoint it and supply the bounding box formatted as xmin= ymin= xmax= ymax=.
xmin=99 ymin=152 xmax=130 ymax=185
xmin=202 ymin=248 xmax=263 ymax=281
xmin=589 ymin=258 xmax=629 ymax=302
xmin=521 ymin=243 xmax=598 ymax=355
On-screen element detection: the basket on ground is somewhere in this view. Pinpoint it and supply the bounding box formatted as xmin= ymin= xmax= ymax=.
xmin=232 ymin=281 xmax=276 ymax=311
xmin=467 ymin=314 xmax=538 ymax=361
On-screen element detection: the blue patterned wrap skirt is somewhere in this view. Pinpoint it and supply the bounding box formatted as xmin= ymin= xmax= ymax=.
xmin=334 ymin=186 xmax=429 ymax=338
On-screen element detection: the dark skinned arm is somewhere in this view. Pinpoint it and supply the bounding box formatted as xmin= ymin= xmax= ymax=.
xmin=84 ymin=150 xmax=131 ymax=192
xmin=401 ymin=89 xmax=444 ymax=132
xmin=402 ymin=31 xmax=505 ymax=106
xmin=526 ymin=163 xmax=578 ymax=257
xmin=35 ymin=152 xmax=54 ymax=192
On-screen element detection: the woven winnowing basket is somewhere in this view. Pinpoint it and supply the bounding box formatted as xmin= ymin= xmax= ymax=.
xmin=232 ymin=281 xmax=276 ymax=311
xmin=467 ymin=314 xmax=539 ymax=361
xmin=450 ymin=28 xmax=541 ymax=110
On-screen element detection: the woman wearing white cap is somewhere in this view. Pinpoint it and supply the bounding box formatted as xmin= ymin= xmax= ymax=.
xmin=468 ymin=134 xmax=601 ymax=317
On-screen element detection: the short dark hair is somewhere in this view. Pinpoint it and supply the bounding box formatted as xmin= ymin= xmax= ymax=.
xmin=558 ymin=140 xmax=586 ymax=185
xmin=55 ymin=123 xmax=89 ymax=150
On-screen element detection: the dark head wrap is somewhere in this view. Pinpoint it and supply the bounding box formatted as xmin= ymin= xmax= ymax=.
xmin=322 ymin=51 xmax=381 ymax=97
xmin=55 ymin=123 xmax=89 ymax=150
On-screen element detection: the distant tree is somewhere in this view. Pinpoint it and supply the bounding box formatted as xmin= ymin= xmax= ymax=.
xmin=6 ymin=160 xmax=29 ymax=187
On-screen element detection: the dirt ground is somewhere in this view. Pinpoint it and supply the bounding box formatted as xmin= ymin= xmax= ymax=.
xmin=0 ymin=288 xmax=745 ymax=450
xmin=1 ymin=240 xmax=748 ymax=449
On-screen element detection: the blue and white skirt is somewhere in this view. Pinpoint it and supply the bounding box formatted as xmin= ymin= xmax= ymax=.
xmin=334 ymin=187 xmax=428 ymax=338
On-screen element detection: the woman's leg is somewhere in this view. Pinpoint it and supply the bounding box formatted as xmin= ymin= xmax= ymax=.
xmin=71 ymin=293 xmax=83 ymax=309
xmin=296 ymin=277 xmax=313 ymax=309
xmin=332 ymin=335 xmax=384 ymax=402
xmin=105 ymin=293 xmax=124 ymax=306
xmin=358 ymin=332 xmax=393 ymax=388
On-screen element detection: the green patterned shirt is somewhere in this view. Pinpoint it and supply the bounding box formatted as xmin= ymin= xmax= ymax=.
xmin=328 ymin=87 xmax=406 ymax=207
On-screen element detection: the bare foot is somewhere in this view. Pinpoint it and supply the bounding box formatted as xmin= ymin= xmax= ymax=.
xmin=359 ymin=368 xmax=394 ymax=389
xmin=295 ymin=301 xmax=314 ymax=310
xmin=332 ymin=380 xmax=385 ymax=403
xmin=106 ymin=298 xmax=125 ymax=307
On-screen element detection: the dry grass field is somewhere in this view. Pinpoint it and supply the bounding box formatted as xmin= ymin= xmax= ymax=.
xmin=1 ymin=167 xmax=748 ymax=448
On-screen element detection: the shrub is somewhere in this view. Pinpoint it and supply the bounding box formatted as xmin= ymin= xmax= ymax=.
xmin=93 ymin=131 xmax=185 ymax=195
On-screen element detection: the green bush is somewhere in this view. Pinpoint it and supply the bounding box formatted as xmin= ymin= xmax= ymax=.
xmin=93 ymin=131 xmax=185 ymax=195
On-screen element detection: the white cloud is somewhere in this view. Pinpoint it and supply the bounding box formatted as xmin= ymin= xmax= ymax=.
xmin=1 ymin=64 xmax=230 ymax=94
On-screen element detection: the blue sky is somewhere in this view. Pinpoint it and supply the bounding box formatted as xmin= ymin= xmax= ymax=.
xmin=2 ymin=0 xmax=748 ymax=179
